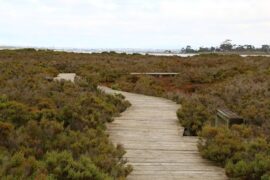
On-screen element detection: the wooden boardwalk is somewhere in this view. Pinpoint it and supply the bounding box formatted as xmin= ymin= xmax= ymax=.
xmin=100 ymin=86 xmax=227 ymax=180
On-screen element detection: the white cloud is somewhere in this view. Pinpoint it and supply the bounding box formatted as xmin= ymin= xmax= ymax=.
xmin=0 ymin=0 xmax=269 ymax=48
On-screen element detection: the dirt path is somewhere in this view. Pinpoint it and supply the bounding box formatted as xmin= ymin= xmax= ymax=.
xmin=100 ymin=86 xmax=227 ymax=180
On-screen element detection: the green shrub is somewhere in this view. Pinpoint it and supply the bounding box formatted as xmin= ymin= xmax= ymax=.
xmin=177 ymin=99 xmax=211 ymax=135
xmin=0 ymin=151 xmax=46 ymax=179
xmin=199 ymin=125 xmax=270 ymax=179
xmin=111 ymin=83 xmax=120 ymax=90
xmin=133 ymin=76 xmax=164 ymax=96
xmin=0 ymin=101 xmax=31 ymax=126
xmin=198 ymin=125 xmax=251 ymax=165
xmin=44 ymin=151 xmax=112 ymax=180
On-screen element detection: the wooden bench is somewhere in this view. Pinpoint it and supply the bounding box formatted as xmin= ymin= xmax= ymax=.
xmin=130 ymin=72 xmax=179 ymax=77
xmin=215 ymin=108 xmax=244 ymax=128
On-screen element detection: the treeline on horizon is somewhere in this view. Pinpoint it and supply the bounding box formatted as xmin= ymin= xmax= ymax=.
xmin=0 ymin=49 xmax=270 ymax=179
xmin=180 ymin=39 xmax=270 ymax=54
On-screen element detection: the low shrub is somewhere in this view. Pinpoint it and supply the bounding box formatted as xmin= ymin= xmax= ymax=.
xmin=177 ymin=97 xmax=212 ymax=135
xmin=199 ymin=125 xmax=270 ymax=179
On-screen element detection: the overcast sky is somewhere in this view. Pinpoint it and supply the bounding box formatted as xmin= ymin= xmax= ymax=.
xmin=0 ymin=0 xmax=270 ymax=49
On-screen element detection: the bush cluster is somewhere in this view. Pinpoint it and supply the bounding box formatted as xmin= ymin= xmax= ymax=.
xmin=0 ymin=51 xmax=132 ymax=179
xmin=199 ymin=125 xmax=270 ymax=179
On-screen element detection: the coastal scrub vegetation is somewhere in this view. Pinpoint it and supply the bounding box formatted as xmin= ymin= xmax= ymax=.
xmin=0 ymin=49 xmax=132 ymax=179
xmin=1 ymin=49 xmax=270 ymax=179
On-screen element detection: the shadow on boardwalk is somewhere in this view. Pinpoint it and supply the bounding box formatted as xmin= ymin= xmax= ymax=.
xmin=100 ymin=86 xmax=227 ymax=180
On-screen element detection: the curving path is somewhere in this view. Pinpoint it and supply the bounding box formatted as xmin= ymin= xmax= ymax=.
xmin=100 ymin=86 xmax=227 ymax=180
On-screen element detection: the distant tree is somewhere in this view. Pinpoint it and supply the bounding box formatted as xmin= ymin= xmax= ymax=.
xmin=262 ymin=45 xmax=270 ymax=52
xmin=244 ymin=45 xmax=255 ymax=51
xmin=185 ymin=45 xmax=196 ymax=53
xmin=181 ymin=48 xmax=186 ymax=53
xmin=215 ymin=47 xmax=221 ymax=52
xmin=232 ymin=44 xmax=237 ymax=50
xmin=186 ymin=45 xmax=192 ymax=51
xmin=199 ymin=47 xmax=210 ymax=52
xmin=220 ymin=39 xmax=233 ymax=51
xmin=210 ymin=47 xmax=216 ymax=52
xmin=235 ymin=45 xmax=245 ymax=51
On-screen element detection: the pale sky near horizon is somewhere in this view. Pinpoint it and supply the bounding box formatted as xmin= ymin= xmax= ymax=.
xmin=0 ymin=0 xmax=270 ymax=49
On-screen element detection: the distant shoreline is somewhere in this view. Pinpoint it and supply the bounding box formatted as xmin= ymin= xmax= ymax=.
xmin=0 ymin=47 xmax=270 ymax=57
